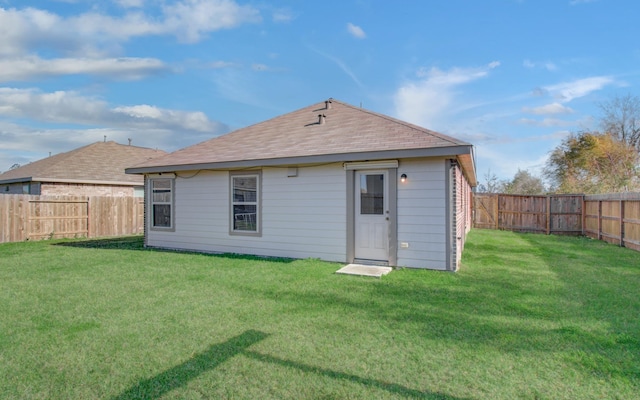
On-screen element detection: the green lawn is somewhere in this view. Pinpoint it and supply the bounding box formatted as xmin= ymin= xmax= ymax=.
xmin=0 ymin=231 xmax=638 ymax=399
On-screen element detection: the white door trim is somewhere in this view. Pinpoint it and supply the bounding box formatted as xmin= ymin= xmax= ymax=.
xmin=346 ymin=168 xmax=397 ymax=266
xmin=354 ymin=170 xmax=389 ymax=262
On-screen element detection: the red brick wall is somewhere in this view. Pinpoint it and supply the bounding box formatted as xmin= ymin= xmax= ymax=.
xmin=453 ymin=162 xmax=473 ymax=271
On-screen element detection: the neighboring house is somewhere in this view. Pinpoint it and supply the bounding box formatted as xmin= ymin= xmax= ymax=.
xmin=126 ymin=99 xmax=476 ymax=271
xmin=0 ymin=141 xmax=167 ymax=197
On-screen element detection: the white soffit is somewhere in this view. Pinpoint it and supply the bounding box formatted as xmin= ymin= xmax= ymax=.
xmin=343 ymin=160 xmax=398 ymax=170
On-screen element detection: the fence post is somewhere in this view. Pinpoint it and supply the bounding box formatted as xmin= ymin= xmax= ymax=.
xmin=620 ymin=199 xmax=624 ymax=247
xmin=546 ymin=196 xmax=551 ymax=235
xmin=581 ymin=195 xmax=587 ymax=236
xmin=597 ymin=200 xmax=602 ymax=240
xmin=86 ymin=197 xmax=91 ymax=238
xmin=494 ymin=194 xmax=499 ymax=230
xmin=23 ymin=195 xmax=30 ymax=241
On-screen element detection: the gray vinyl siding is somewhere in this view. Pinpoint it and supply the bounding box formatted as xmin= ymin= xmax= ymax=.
xmin=146 ymin=164 xmax=347 ymax=262
xmin=146 ymin=157 xmax=450 ymax=269
xmin=396 ymin=158 xmax=448 ymax=269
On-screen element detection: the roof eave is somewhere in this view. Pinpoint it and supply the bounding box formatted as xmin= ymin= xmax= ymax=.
xmin=125 ymin=145 xmax=475 ymax=174
xmin=41 ymin=178 xmax=144 ymax=186
xmin=0 ymin=177 xmax=33 ymax=185
xmin=0 ymin=177 xmax=142 ymax=186
xmin=457 ymin=152 xmax=477 ymax=187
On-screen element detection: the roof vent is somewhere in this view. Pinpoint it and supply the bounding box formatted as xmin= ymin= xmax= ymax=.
xmin=325 ymin=100 xmax=332 ymax=110
xmin=318 ymin=114 xmax=326 ymax=125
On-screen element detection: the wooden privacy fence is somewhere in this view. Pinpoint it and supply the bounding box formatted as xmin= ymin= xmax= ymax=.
xmin=474 ymin=194 xmax=583 ymax=234
xmin=583 ymin=193 xmax=640 ymax=252
xmin=0 ymin=195 xmax=144 ymax=243
xmin=474 ymin=192 xmax=640 ymax=251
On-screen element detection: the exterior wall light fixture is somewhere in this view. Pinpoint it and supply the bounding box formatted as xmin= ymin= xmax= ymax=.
xmin=400 ymin=173 xmax=408 ymax=183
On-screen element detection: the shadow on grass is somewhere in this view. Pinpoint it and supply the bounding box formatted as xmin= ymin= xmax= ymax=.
xmin=53 ymin=236 xmax=296 ymax=263
xmin=54 ymin=236 xmax=146 ymax=250
xmin=113 ymin=329 xmax=463 ymax=400
xmin=244 ymin=351 xmax=469 ymax=399
xmin=113 ymin=330 xmax=270 ymax=400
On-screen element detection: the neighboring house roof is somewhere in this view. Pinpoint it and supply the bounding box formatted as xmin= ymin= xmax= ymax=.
xmin=127 ymin=99 xmax=476 ymax=185
xmin=0 ymin=141 xmax=167 ymax=186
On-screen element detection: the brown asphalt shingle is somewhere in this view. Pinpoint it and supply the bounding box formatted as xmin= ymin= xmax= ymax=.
xmin=0 ymin=141 xmax=167 ymax=184
xmin=131 ymin=99 xmax=471 ymax=170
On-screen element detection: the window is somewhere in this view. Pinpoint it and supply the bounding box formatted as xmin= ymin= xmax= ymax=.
xmin=359 ymin=174 xmax=384 ymax=215
xmin=231 ymin=173 xmax=260 ymax=234
xmin=150 ymin=178 xmax=173 ymax=229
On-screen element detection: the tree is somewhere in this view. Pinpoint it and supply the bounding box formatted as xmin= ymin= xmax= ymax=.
xmin=503 ymin=169 xmax=546 ymax=195
xmin=544 ymin=131 xmax=640 ymax=194
xmin=599 ymin=93 xmax=640 ymax=150
xmin=9 ymin=163 xmax=21 ymax=170
xmin=476 ymin=169 xmax=506 ymax=193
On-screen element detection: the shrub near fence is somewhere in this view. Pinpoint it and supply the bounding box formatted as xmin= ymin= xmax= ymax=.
xmin=0 ymin=195 xmax=144 ymax=243
xmin=474 ymin=192 xmax=640 ymax=252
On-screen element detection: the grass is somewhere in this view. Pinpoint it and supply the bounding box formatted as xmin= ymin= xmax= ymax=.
xmin=0 ymin=231 xmax=638 ymax=399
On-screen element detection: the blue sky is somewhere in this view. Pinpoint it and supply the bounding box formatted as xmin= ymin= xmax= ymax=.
xmin=1 ymin=0 xmax=638 ymax=185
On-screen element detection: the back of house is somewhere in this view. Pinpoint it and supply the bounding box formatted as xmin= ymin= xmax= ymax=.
xmin=127 ymin=99 xmax=476 ymax=271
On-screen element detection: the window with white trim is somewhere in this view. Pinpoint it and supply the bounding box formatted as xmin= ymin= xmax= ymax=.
xmin=150 ymin=178 xmax=173 ymax=229
xmin=231 ymin=173 xmax=260 ymax=234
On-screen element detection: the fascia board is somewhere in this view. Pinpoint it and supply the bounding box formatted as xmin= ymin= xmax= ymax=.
xmin=125 ymin=145 xmax=474 ymax=174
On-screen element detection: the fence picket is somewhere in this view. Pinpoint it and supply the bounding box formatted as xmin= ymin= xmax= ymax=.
xmin=0 ymin=195 xmax=144 ymax=243
xmin=474 ymin=192 xmax=640 ymax=254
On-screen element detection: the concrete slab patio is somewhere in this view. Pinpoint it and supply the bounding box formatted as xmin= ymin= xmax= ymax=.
xmin=336 ymin=264 xmax=393 ymax=278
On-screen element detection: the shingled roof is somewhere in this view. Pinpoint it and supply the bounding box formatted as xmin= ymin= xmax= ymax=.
xmin=127 ymin=99 xmax=476 ymax=185
xmin=0 ymin=141 xmax=167 ymax=185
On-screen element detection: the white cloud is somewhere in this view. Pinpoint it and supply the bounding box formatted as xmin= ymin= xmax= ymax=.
xmin=210 ymin=60 xmax=241 ymax=69
xmin=309 ymin=46 xmax=363 ymax=87
xmin=113 ymin=105 xmax=218 ymax=132
xmin=0 ymin=7 xmax=62 ymax=56
xmin=162 ymin=0 xmax=261 ymax=43
xmin=543 ymin=76 xmax=615 ymax=103
xmin=517 ymin=117 xmax=575 ymax=127
xmin=0 ymin=56 xmax=168 ymax=81
xmin=347 ymin=23 xmax=366 ymax=39
xmin=0 ymin=1 xmax=261 ymax=84
xmin=0 ymin=87 xmax=225 ymax=133
xmin=393 ymin=61 xmax=500 ymax=128
xmin=485 ymin=149 xmax=552 ymax=180
xmin=522 ymin=102 xmax=574 ymax=115
xmin=0 ymin=86 xmax=229 ymax=169
xmin=523 ymin=59 xmax=557 ymax=71
xmin=475 ymin=131 xmax=570 ymax=180
xmin=0 ymin=1 xmax=261 ymax=57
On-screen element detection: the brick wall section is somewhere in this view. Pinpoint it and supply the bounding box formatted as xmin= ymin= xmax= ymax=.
xmin=451 ymin=161 xmax=473 ymax=271
xmin=40 ymin=183 xmax=136 ymax=197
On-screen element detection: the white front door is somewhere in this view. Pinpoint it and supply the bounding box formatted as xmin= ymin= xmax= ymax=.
xmin=354 ymin=171 xmax=389 ymax=262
